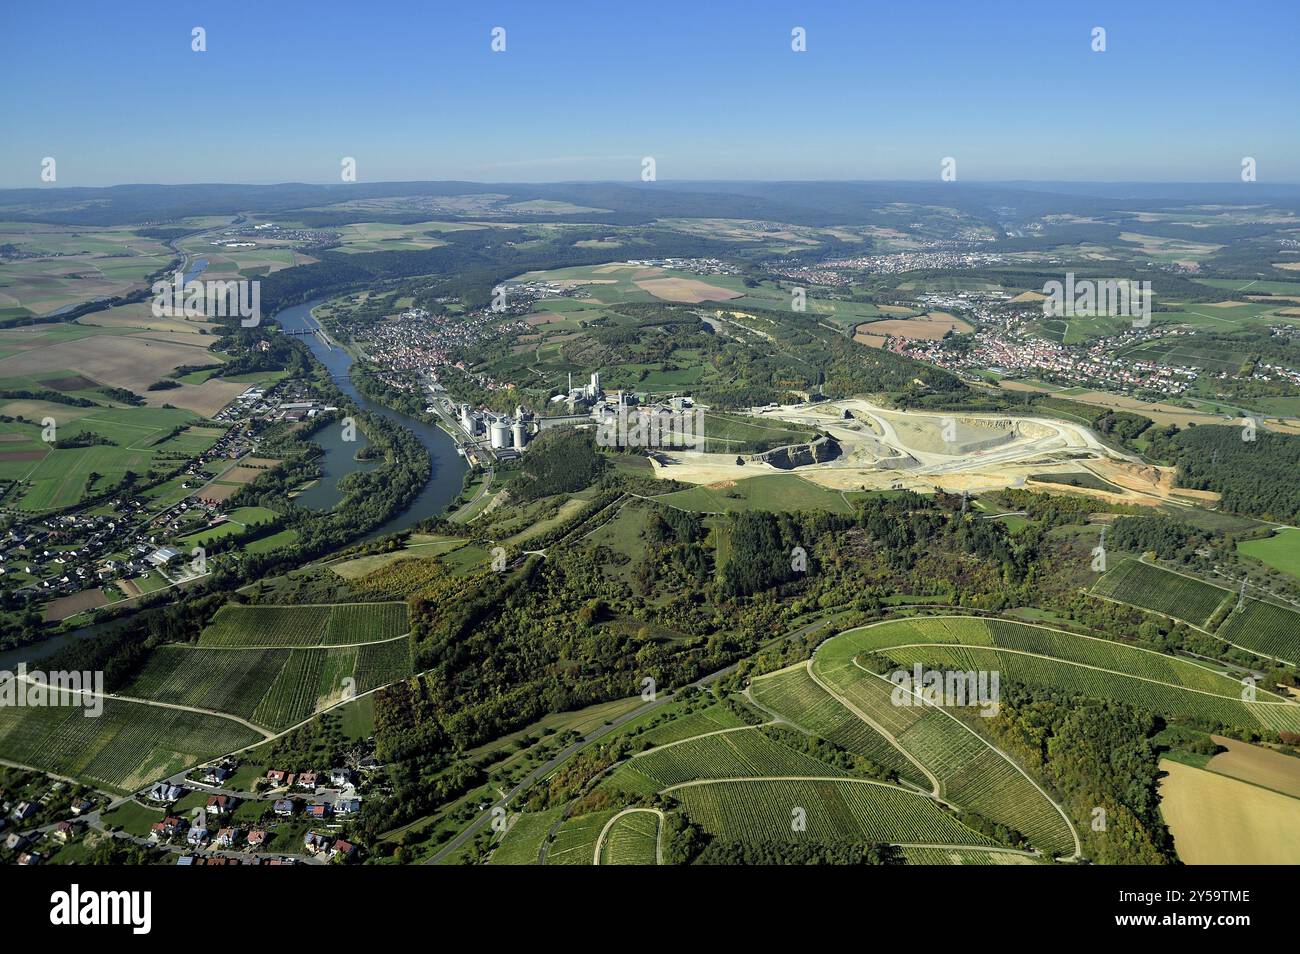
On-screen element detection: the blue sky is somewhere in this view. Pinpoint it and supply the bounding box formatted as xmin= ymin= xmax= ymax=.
xmin=2 ymin=0 xmax=1297 ymax=186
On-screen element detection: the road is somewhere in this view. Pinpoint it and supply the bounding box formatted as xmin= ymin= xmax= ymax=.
xmin=426 ymin=614 xmax=838 ymax=864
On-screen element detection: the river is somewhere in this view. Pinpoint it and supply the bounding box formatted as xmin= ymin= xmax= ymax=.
xmin=271 ymin=297 xmax=467 ymax=537
xmin=1 ymin=295 xmax=467 ymax=669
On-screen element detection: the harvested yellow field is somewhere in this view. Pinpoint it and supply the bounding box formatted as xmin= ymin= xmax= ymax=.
xmin=1159 ymin=759 xmax=1300 ymax=864
xmin=78 ymin=301 xmax=216 ymax=335
xmin=634 ymin=276 xmax=742 ymax=303
xmin=1207 ymin=736 xmax=1300 ymax=798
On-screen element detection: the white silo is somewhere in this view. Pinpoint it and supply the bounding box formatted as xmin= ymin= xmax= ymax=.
xmin=511 ymin=418 xmax=527 ymax=449
xmin=489 ymin=419 xmax=510 ymax=449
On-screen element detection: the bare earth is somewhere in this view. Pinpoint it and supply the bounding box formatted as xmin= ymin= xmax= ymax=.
xmin=648 ymin=397 xmax=1185 ymax=506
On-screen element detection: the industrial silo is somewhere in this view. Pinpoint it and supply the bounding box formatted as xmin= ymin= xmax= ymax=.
xmin=489 ymin=419 xmax=510 ymax=449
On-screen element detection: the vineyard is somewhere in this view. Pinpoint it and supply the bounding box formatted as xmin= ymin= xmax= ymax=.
xmin=489 ymin=808 xmax=564 ymax=865
xmin=626 ymin=727 xmax=846 ymax=789
xmin=813 ymin=626 xmax=1079 ymax=856
xmin=126 ymin=638 xmax=413 ymax=732
xmin=197 ymin=602 xmax=409 ymax=648
xmin=598 ymin=810 xmax=660 ymax=865
xmin=901 ymin=846 xmax=1041 ymax=865
xmin=835 ymin=616 xmax=1300 ymax=734
xmin=1216 ymin=598 xmax=1300 ymax=664
xmin=749 ymin=664 xmax=927 ymax=787
xmin=544 ymin=809 xmax=619 ymax=865
xmin=635 ymin=702 xmax=748 ymax=747
xmin=0 ymin=696 xmax=261 ymax=794
xmin=1091 ymin=559 xmax=1232 ymax=628
xmin=674 ymin=779 xmax=996 ymax=846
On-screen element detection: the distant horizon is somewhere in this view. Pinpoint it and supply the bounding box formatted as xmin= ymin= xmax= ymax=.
xmin=4 ymin=0 xmax=1297 ymax=188
xmin=8 ymin=177 xmax=1300 ymax=191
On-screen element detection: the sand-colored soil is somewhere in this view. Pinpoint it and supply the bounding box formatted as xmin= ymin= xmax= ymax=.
xmin=634 ymin=277 xmax=742 ymax=304
xmin=1158 ymin=759 xmax=1300 ymax=864
xmin=1207 ymin=736 xmax=1300 ymax=798
xmin=853 ymin=312 xmax=972 ymax=347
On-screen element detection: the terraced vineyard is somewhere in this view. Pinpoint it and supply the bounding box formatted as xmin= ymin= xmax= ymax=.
xmin=750 ymin=664 xmax=928 ymax=787
xmin=127 ymin=647 xmax=285 ymax=722
xmin=1217 ymin=598 xmax=1300 ymax=664
xmin=0 ymin=695 xmax=261 ymax=794
xmin=675 ymin=779 xmax=997 ymax=846
xmin=198 ymin=601 xmax=408 ymax=648
xmin=1091 ymin=559 xmax=1232 ymax=628
xmin=544 ymin=810 xmax=619 ymax=865
xmin=901 ymin=846 xmax=1041 ymax=865
xmin=490 ymin=808 xmax=565 ymax=865
xmin=839 ymin=616 xmax=1300 ymax=734
xmin=636 ymin=702 xmax=749 ymax=747
xmin=598 ymin=810 xmax=660 ymax=865
xmin=812 ymin=633 xmax=1078 ymax=856
xmin=355 ymin=638 xmax=414 ymax=688
xmin=250 ymin=649 xmax=332 ymax=730
xmin=624 ymin=727 xmax=845 ymax=789
xmin=125 ymin=638 xmax=413 ymax=732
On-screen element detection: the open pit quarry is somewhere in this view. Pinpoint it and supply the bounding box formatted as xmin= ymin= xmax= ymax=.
xmin=648 ymin=398 xmax=1214 ymax=507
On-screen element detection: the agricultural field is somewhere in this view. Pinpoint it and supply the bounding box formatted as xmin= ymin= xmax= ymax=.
xmin=125 ymin=629 xmax=412 ymax=732
xmin=0 ymin=223 xmax=173 ymax=320
xmin=1205 ymin=735 xmax=1300 ymax=798
xmin=2 ymin=403 xmax=203 ymax=511
xmin=175 ymin=231 xmax=316 ymax=280
xmin=634 ymin=701 xmax=749 ymax=747
xmin=597 ymin=809 xmax=660 ymax=865
xmin=197 ymin=601 xmax=408 ymax=647
xmin=175 ymin=505 xmax=279 ymax=548
xmin=621 ymin=726 xmax=846 ymax=790
xmin=853 ymin=312 xmax=972 ymax=349
xmin=1216 ymin=598 xmax=1300 ymax=664
xmin=330 ymin=220 xmax=456 ymax=253
xmin=749 ymin=664 xmax=928 ymax=787
xmin=0 ymin=694 xmax=261 ymax=794
xmin=900 ymin=846 xmax=1041 ymax=865
xmin=0 ymin=325 xmax=234 ymax=410
xmin=489 ymin=807 xmax=565 ymax=865
xmin=1238 ymin=528 xmax=1300 ymax=580
xmin=675 ymin=779 xmax=997 ymax=847
xmin=543 ymin=809 xmax=619 ymax=865
xmin=829 ymin=616 xmax=1300 ymax=734
xmin=1158 ymin=759 xmax=1300 ymax=865
xmin=1090 ymin=559 xmax=1233 ymax=628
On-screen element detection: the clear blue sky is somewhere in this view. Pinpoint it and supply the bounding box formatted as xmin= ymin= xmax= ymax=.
xmin=2 ymin=0 xmax=1297 ymax=187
